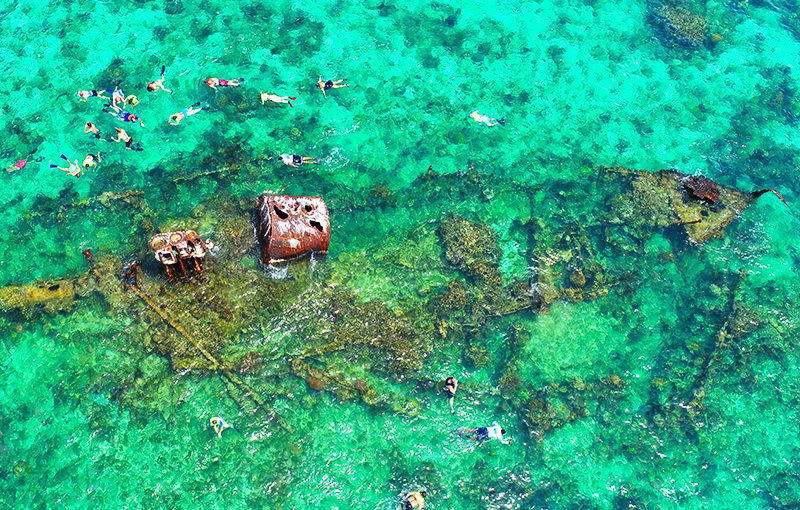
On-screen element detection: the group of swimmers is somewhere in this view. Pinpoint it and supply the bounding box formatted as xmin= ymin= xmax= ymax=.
xmin=207 ymin=375 xmax=510 ymax=509
xmin=56 ymin=67 xmax=366 ymax=178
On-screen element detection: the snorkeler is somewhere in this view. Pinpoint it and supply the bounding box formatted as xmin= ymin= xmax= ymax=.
xmin=444 ymin=376 xmax=458 ymax=414
xmin=106 ymin=87 xmax=126 ymax=107
xmin=84 ymin=121 xmax=102 ymax=140
xmin=469 ymin=110 xmax=504 ymax=127
xmin=205 ymin=77 xmax=244 ymax=91
xmin=169 ymin=102 xmax=206 ymax=125
xmin=147 ymin=65 xmax=172 ymax=93
xmin=260 ymin=92 xmax=296 ymax=107
xmin=82 ymin=152 xmax=102 ymax=171
xmin=103 ymin=103 xmax=145 ymax=127
xmin=401 ymin=490 xmax=427 ymax=509
xmin=280 ymin=153 xmax=317 ymax=168
xmin=50 ymin=154 xmax=83 ymax=178
xmin=461 ymin=421 xmax=513 ymax=445
xmin=125 ymin=94 xmax=139 ymax=107
xmin=111 ymin=127 xmax=142 ymax=150
xmin=5 ymin=159 xmax=27 ymax=173
xmin=76 ymin=89 xmax=108 ymax=102
xmin=317 ymin=76 xmax=348 ymax=98
xmin=210 ymin=415 xmax=232 ymax=438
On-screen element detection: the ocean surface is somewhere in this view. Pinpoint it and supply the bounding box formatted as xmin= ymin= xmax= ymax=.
xmin=1 ymin=0 xmax=799 ymax=507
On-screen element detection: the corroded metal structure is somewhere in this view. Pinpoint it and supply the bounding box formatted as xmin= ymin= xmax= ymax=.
xmin=150 ymin=230 xmax=207 ymax=277
xmin=683 ymin=174 xmax=720 ymax=204
xmin=256 ymin=194 xmax=330 ymax=263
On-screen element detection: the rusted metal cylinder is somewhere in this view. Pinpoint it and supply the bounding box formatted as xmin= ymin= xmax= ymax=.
xmin=256 ymin=194 xmax=330 ymax=263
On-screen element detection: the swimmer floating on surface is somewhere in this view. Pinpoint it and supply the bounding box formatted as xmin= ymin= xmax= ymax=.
xmin=112 ymin=127 xmax=143 ymax=151
xmin=460 ymin=421 xmax=513 ymax=445
xmin=169 ymin=102 xmax=206 ymax=125
xmin=260 ymin=92 xmax=296 ymax=107
xmin=317 ymin=76 xmax=348 ymax=98
xmin=400 ymin=490 xmax=427 ymax=509
xmin=84 ymin=121 xmax=102 ymax=140
xmin=205 ymin=77 xmax=244 ymax=91
xmin=5 ymin=159 xmax=27 ymax=173
xmin=469 ymin=110 xmax=504 ymax=127
xmin=103 ymin=103 xmax=145 ymax=127
xmin=50 ymin=154 xmax=83 ymax=178
xmin=210 ymin=416 xmax=232 ymax=438
xmin=76 ymin=89 xmax=108 ymax=102
xmin=444 ymin=376 xmax=458 ymax=414
xmin=280 ymin=153 xmax=317 ymax=168
xmin=82 ymin=152 xmax=102 ymax=171
xmin=107 ymin=87 xmax=126 ymax=108
xmin=147 ymin=65 xmax=172 ymax=93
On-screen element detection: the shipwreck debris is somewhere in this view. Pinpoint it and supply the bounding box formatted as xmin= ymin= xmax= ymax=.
xmin=603 ymin=166 xmax=788 ymax=244
xmin=256 ymin=194 xmax=330 ymax=264
xmin=150 ymin=230 xmax=208 ymax=278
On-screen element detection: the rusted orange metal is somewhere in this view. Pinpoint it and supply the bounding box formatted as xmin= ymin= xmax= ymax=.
xmin=150 ymin=230 xmax=208 ymax=277
xmin=256 ymin=194 xmax=330 ymax=263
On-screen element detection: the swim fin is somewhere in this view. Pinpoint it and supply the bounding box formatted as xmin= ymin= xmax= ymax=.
xmin=498 ymin=118 xmax=505 ymax=126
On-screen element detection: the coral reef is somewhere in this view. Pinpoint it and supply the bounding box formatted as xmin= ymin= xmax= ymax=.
xmin=517 ymin=375 xmax=627 ymax=441
xmin=653 ymin=1 xmax=708 ymax=47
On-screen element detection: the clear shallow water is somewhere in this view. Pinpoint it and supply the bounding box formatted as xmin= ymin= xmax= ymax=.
xmin=2 ymin=0 xmax=800 ymax=508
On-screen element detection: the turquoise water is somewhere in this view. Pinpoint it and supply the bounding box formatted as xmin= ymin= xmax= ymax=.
xmin=2 ymin=0 xmax=800 ymax=507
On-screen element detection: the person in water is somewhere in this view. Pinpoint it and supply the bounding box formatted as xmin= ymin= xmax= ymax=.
xmin=210 ymin=416 xmax=232 ymax=438
xmin=401 ymin=490 xmax=427 ymax=509
xmin=260 ymin=92 xmax=296 ymax=107
xmin=205 ymin=77 xmax=244 ymax=91
xmin=82 ymin=152 xmax=102 ymax=171
xmin=462 ymin=421 xmax=513 ymax=445
xmin=103 ymin=103 xmax=145 ymax=127
xmin=280 ymin=153 xmax=317 ymax=167
xmin=147 ymin=65 xmax=172 ymax=93
xmin=76 ymin=89 xmax=108 ymax=102
xmin=469 ymin=110 xmax=504 ymax=127
xmin=111 ymin=127 xmax=142 ymax=150
xmin=125 ymin=94 xmax=139 ymax=107
xmin=84 ymin=121 xmax=102 ymax=140
xmin=5 ymin=159 xmax=27 ymax=173
xmin=317 ymin=76 xmax=348 ymax=98
xmin=50 ymin=154 xmax=83 ymax=177
xmin=106 ymin=87 xmax=126 ymax=108
xmin=444 ymin=376 xmax=458 ymax=414
xmin=169 ymin=103 xmax=205 ymax=125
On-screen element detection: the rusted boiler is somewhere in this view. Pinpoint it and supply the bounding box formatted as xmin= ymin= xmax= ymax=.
xmin=256 ymin=194 xmax=330 ymax=263
xmin=150 ymin=230 xmax=208 ymax=278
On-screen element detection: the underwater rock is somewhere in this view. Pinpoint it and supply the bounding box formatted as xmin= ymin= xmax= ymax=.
xmin=525 ymin=221 xmax=614 ymax=311
xmin=306 ymin=375 xmax=325 ymax=390
xmin=368 ymin=185 xmax=397 ymax=207
xmin=13 ymin=460 xmax=31 ymax=478
xmin=516 ymin=375 xmax=627 ymax=441
xmin=569 ymin=269 xmax=586 ymax=288
xmin=256 ymin=194 xmax=330 ymax=264
xmin=436 ymin=279 xmax=468 ymax=311
xmin=439 ymin=214 xmax=502 ymax=287
xmin=653 ymin=1 xmax=707 ymax=47
xmin=603 ymin=166 xmax=787 ymax=245
xmin=97 ymin=57 xmax=128 ymax=89
xmin=164 ymin=0 xmax=184 ymax=15
xmin=290 ymin=359 xmax=419 ymax=416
